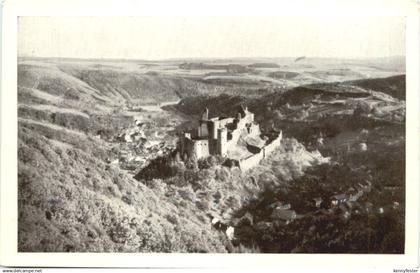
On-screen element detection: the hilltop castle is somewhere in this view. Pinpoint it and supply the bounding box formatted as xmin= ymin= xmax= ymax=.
xmin=179 ymin=105 xmax=282 ymax=171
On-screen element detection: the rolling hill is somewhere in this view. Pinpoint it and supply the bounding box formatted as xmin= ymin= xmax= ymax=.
xmin=17 ymin=58 xmax=406 ymax=253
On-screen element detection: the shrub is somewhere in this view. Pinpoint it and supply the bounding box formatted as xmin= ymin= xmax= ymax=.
xmin=165 ymin=214 xmax=179 ymax=225
xmin=196 ymin=200 xmax=210 ymax=211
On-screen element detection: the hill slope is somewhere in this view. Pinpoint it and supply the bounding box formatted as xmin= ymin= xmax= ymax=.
xmin=17 ymin=59 xmax=405 ymax=253
xmin=174 ymin=74 xmax=405 ymax=253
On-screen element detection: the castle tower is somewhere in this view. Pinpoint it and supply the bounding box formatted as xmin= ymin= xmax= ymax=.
xmin=196 ymin=108 xmax=207 ymax=138
xmin=238 ymin=104 xmax=247 ymax=118
xmin=198 ymin=107 xmax=210 ymax=138
xmin=217 ymin=128 xmax=228 ymax=157
xmin=198 ymin=121 xmax=209 ymax=138
xmin=248 ymin=112 xmax=254 ymax=122
xmin=209 ymin=120 xmax=219 ymax=140
xmin=202 ymin=107 xmax=209 ymax=120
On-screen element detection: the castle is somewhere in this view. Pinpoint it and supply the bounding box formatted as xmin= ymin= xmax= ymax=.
xmin=179 ymin=105 xmax=282 ymax=171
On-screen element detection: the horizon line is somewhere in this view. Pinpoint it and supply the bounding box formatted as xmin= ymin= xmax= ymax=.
xmin=18 ymin=55 xmax=406 ymax=63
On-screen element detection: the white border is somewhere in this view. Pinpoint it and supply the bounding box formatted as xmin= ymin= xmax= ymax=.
xmin=1 ymin=0 xmax=419 ymax=269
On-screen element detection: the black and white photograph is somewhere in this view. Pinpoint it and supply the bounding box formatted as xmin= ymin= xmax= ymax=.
xmin=15 ymin=15 xmax=408 ymax=254
xmin=1 ymin=0 xmax=419 ymax=270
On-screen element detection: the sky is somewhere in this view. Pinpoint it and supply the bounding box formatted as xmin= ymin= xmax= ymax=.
xmin=18 ymin=16 xmax=405 ymax=60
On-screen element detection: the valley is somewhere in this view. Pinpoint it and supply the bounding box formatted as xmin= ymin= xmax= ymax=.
xmin=17 ymin=56 xmax=405 ymax=253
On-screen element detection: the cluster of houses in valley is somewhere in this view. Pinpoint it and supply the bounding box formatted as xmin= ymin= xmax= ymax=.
xmin=107 ymin=119 xmax=177 ymax=173
xmin=264 ymin=179 xmax=399 ymax=227
xmin=310 ymin=179 xmax=401 ymax=219
xmin=309 ymin=180 xmax=375 ymax=218
xmin=207 ymin=175 xmax=399 ymax=243
xmin=111 ymin=140 xmax=175 ymax=172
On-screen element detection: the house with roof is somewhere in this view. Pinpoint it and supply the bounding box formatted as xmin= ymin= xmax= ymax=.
xmin=271 ymin=209 xmax=297 ymax=225
xmin=312 ymin=197 xmax=323 ymax=208
xmin=269 ymin=201 xmax=292 ymax=210
xmin=330 ymin=193 xmax=348 ymax=207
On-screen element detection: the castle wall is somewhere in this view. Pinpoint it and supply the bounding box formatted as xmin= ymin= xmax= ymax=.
xmin=209 ymin=118 xmax=234 ymax=140
xmin=239 ymin=151 xmax=264 ymax=171
xmin=238 ymin=131 xmax=282 ymax=171
xmin=236 ymin=118 xmax=247 ymax=130
xmin=193 ymin=139 xmax=210 ymax=159
xmin=180 ymin=137 xmax=209 ymax=160
xmin=180 ymin=137 xmax=194 ymax=159
xmin=230 ymin=127 xmax=243 ymax=144
xmin=217 ymin=128 xmax=228 ymax=157
xmin=264 ymin=131 xmax=282 ymax=155
xmin=218 ymin=117 xmax=234 ymax=128
xmin=225 ymin=138 xmax=239 ymax=154
xmin=210 ymin=120 xmax=218 ymax=139
xmin=247 ymin=123 xmax=260 ymax=136
xmin=208 ymin=139 xmax=218 ymax=155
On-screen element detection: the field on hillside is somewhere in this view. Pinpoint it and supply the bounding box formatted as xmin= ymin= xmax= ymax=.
xmin=18 ymin=57 xmax=405 ymax=253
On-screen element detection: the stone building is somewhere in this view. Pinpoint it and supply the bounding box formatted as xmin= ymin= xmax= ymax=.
xmin=179 ymin=105 xmax=282 ymax=170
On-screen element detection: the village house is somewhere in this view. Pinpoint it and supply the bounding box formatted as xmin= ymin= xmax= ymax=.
xmin=357 ymin=180 xmax=372 ymax=192
xmin=269 ymin=201 xmax=292 ymax=210
xmin=238 ymin=212 xmax=254 ymax=226
xmin=384 ymin=186 xmax=401 ymax=192
xmin=330 ymin=193 xmax=348 ymax=207
xmin=313 ymin=197 xmax=323 ymax=208
xmin=347 ymin=187 xmax=364 ymax=202
xmin=364 ymin=202 xmax=374 ymax=213
xmin=338 ymin=204 xmax=351 ymax=219
xmin=271 ymin=209 xmax=297 ymax=225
